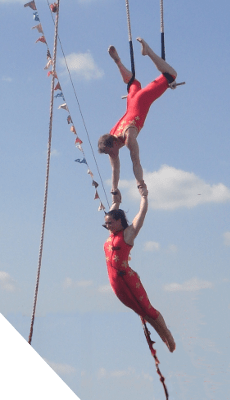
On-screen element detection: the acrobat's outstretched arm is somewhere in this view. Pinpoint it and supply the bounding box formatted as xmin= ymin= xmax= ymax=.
xmin=109 ymin=153 xmax=120 ymax=192
xmin=125 ymin=128 xmax=147 ymax=196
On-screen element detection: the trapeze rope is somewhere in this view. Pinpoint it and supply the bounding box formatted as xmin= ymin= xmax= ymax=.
xmin=46 ymin=0 xmax=110 ymax=209
xmin=160 ymin=0 xmax=165 ymax=60
xmin=28 ymin=0 xmax=60 ymax=345
xmin=125 ymin=0 xmax=135 ymax=93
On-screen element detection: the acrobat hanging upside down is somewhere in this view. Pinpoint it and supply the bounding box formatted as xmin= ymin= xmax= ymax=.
xmin=103 ymin=186 xmax=176 ymax=353
xmin=98 ymin=37 xmax=177 ymax=199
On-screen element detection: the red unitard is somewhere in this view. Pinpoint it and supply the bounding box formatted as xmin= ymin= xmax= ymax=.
xmin=109 ymin=74 xmax=170 ymax=145
xmin=104 ymin=230 xmax=159 ymax=320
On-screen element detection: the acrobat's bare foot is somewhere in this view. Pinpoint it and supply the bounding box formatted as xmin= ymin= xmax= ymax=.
xmin=136 ymin=37 xmax=150 ymax=56
xmin=108 ymin=46 xmax=120 ymax=63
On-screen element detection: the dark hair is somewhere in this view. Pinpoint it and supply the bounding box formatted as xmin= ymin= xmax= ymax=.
xmin=98 ymin=134 xmax=118 ymax=153
xmin=104 ymin=209 xmax=129 ymax=229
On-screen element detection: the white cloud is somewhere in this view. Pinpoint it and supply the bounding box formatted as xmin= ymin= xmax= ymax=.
xmin=2 ymin=76 xmax=12 ymax=82
xmin=44 ymin=359 xmax=76 ymax=375
xmin=63 ymin=278 xmax=93 ymax=289
xmin=59 ymin=51 xmax=104 ymax=81
xmin=97 ymin=367 xmax=153 ymax=382
xmin=98 ymin=284 xmax=112 ymax=293
xmin=167 ymin=244 xmax=178 ymax=253
xmin=223 ymin=231 xmax=230 ymax=246
xmin=143 ymin=241 xmax=160 ymax=252
xmin=119 ymin=165 xmax=230 ymax=210
xmin=163 ymin=277 xmax=213 ymax=292
xmin=50 ymin=149 xmax=60 ymax=157
xmin=0 ymin=271 xmax=16 ymax=292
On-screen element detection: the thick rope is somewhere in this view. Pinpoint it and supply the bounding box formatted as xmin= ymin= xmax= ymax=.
xmin=28 ymin=1 xmax=60 ymax=345
xmin=160 ymin=0 xmax=165 ymax=60
xmin=125 ymin=0 xmax=135 ymax=92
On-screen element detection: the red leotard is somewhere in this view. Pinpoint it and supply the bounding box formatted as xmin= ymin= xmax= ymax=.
xmin=104 ymin=230 xmax=159 ymax=320
xmin=109 ymin=74 xmax=169 ymax=145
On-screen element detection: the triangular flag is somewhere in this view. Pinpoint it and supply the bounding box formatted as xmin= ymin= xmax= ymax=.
xmin=75 ymin=158 xmax=87 ymax=164
xmin=58 ymin=103 xmax=69 ymax=111
xmin=24 ymin=1 xmax=37 ymax=10
xmin=87 ymin=169 xmax=94 ymax=178
xmin=54 ymin=82 xmax=61 ymax=91
xmin=92 ymin=180 xmax=99 ymax=188
xmin=70 ymin=126 xmax=76 ymax=134
xmin=32 ymin=23 xmax=43 ymax=33
xmin=47 ymin=71 xmax=58 ymax=79
xmin=47 ymin=49 xmax=52 ymax=59
xmin=94 ymin=190 xmax=99 ymax=200
xmin=98 ymin=202 xmax=105 ymax=211
xmin=50 ymin=3 xmax=58 ymax=12
xmin=44 ymin=59 xmax=52 ymax=70
xmin=33 ymin=11 xmax=40 ymax=21
xmin=76 ymin=144 xmax=83 ymax=152
xmin=75 ymin=137 xmax=83 ymax=145
xmin=67 ymin=115 xmax=72 ymax=124
xmin=54 ymin=92 xmax=65 ymax=100
xmin=35 ymin=36 xmax=46 ymax=44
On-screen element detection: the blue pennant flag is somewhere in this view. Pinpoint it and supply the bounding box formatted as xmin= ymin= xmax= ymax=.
xmin=75 ymin=158 xmax=87 ymax=164
xmin=54 ymin=92 xmax=65 ymax=101
xmin=33 ymin=11 xmax=40 ymax=21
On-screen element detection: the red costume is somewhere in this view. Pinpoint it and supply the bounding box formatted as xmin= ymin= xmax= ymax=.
xmin=104 ymin=230 xmax=159 ymax=320
xmin=109 ymin=74 xmax=169 ymax=145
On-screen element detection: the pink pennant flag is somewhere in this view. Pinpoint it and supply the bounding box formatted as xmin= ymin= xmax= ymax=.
xmin=92 ymin=180 xmax=99 ymax=188
xmin=24 ymin=1 xmax=37 ymax=10
xmin=58 ymin=103 xmax=69 ymax=112
xmin=98 ymin=202 xmax=105 ymax=211
xmin=70 ymin=126 xmax=76 ymax=134
xmin=35 ymin=36 xmax=46 ymax=44
xmin=94 ymin=191 xmax=99 ymax=200
xmin=54 ymin=82 xmax=61 ymax=91
xmin=87 ymin=169 xmax=94 ymax=178
xmin=47 ymin=71 xmax=58 ymax=79
xmin=44 ymin=59 xmax=52 ymax=70
xmin=75 ymin=137 xmax=83 ymax=145
xmin=50 ymin=3 xmax=58 ymax=12
xmin=32 ymin=23 xmax=43 ymax=34
xmin=67 ymin=115 xmax=72 ymax=124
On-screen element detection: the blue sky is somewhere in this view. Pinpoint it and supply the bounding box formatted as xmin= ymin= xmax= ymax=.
xmin=1 ymin=0 xmax=230 ymax=399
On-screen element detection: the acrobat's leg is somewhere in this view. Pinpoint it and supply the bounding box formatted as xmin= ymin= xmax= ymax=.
xmin=136 ymin=37 xmax=177 ymax=79
xmin=145 ymin=313 xmax=176 ymax=353
xmin=108 ymin=45 xmax=132 ymax=84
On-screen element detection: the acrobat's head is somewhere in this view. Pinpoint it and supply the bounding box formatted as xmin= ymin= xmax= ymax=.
xmin=98 ymin=134 xmax=119 ymax=157
xmin=103 ymin=209 xmax=129 ymax=232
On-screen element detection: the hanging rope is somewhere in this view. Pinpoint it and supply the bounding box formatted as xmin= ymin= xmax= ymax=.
xmin=28 ymin=0 xmax=60 ymax=345
xmin=125 ymin=0 xmax=135 ymax=92
xmin=160 ymin=0 xmax=165 ymax=60
xmin=141 ymin=317 xmax=169 ymax=400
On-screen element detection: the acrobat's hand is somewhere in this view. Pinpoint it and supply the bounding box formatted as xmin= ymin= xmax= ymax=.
xmin=111 ymin=188 xmax=122 ymax=204
xmin=137 ymin=181 xmax=148 ymax=197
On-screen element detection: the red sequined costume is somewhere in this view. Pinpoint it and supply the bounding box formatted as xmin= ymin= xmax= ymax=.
xmin=109 ymin=74 xmax=170 ymax=145
xmin=104 ymin=230 xmax=159 ymax=320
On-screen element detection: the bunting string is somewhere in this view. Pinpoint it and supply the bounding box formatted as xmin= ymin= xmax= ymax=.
xmin=45 ymin=0 xmax=110 ymax=209
xmin=24 ymin=0 xmax=109 ymax=212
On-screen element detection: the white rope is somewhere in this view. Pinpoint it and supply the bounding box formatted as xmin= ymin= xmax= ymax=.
xmin=125 ymin=0 xmax=132 ymax=42
xmin=28 ymin=0 xmax=60 ymax=345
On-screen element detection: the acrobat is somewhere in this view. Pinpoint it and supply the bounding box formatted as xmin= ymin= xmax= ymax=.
xmin=98 ymin=38 xmax=177 ymax=201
